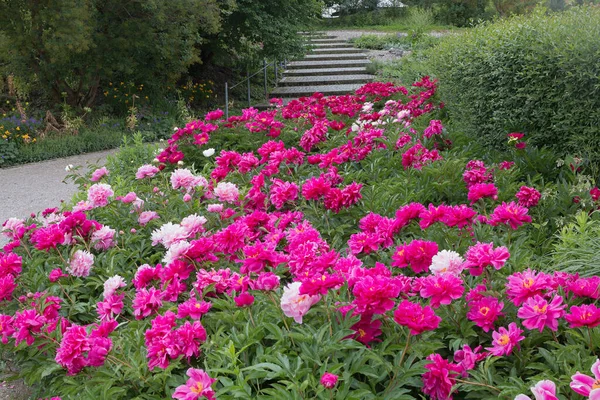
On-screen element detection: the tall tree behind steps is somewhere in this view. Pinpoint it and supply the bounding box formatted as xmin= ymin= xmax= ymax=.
xmin=199 ymin=0 xmax=323 ymax=69
xmin=0 ymin=0 xmax=221 ymax=108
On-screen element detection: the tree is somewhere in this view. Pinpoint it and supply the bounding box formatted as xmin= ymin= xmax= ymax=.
xmin=0 ymin=0 xmax=221 ymax=108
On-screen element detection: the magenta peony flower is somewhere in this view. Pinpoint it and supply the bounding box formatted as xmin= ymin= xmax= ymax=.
xmin=517 ymin=294 xmax=565 ymax=332
xmin=463 ymin=242 xmax=510 ymax=276
xmin=516 ymin=380 xmax=559 ymax=400
xmin=571 ymin=359 xmax=600 ymax=399
xmin=486 ymin=322 xmax=525 ymax=356
xmin=138 ymin=211 xmax=160 ymax=226
xmin=391 ymin=239 xmax=438 ymax=274
xmin=393 ymin=300 xmax=441 ymax=335
xmin=421 ymin=353 xmax=461 ymax=400
xmin=419 ymin=274 xmax=465 ymax=308
xmin=172 ymin=368 xmax=216 ymax=400
xmin=205 ymin=109 xmax=224 ymax=121
xmin=280 ymin=282 xmax=321 ymax=324
xmin=565 ymin=304 xmax=600 ymax=328
xmin=515 ymin=186 xmax=541 ymax=208
xmin=269 ymin=178 xmax=298 ymax=209
xmin=91 ymin=226 xmax=116 ymax=250
xmin=133 ymin=287 xmax=164 ymax=320
xmin=234 ymin=292 xmax=255 ymax=307
xmin=67 ymin=250 xmax=94 ymax=277
xmin=171 ymin=169 xmax=207 ymax=192
xmin=506 ymin=269 xmax=554 ymax=306
xmin=467 ymin=183 xmax=498 ymax=205
xmin=177 ymin=299 xmax=212 ymax=320
xmin=488 ymin=201 xmax=532 ymax=230
xmin=467 ymin=296 xmax=504 ymax=332
xmin=320 ymin=372 xmax=339 ymax=389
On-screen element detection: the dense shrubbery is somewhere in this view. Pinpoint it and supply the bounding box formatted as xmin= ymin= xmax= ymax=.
xmin=1 ymin=80 xmax=600 ymax=399
xmin=424 ymin=7 xmax=600 ymax=164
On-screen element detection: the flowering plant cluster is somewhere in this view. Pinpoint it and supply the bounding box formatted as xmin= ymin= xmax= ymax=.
xmin=1 ymin=78 xmax=600 ymax=400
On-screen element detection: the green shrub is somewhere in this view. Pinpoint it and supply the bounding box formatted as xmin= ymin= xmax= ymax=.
xmin=427 ymin=6 xmax=600 ymax=164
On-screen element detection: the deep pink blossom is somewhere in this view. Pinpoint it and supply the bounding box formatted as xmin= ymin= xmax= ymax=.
xmin=565 ymin=304 xmax=600 ymax=328
xmin=172 ymin=368 xmax=216 ymax=400
xmin=234 ymin=292 xmax=255 ymax=307
xmin=420 ymin=274 xmax=465 ymax=308
xmin=517 ymin=294 xmax=566 ymax=332
xmin=463 ymin=242 xmax=510 ymax=276
xmin=421 ymin=353 xmax=461 ymax=400
xmin=486 ymin=322 xmax=525 ymax=356
xmin=467 ymin=296 xmax=504 ymax=332
xmin=506 ymin=269 xmax=554 ymax=306
xmin=488 ymin=201 xmax=532 ymax=230
xmin=320 ymin=372 xmax=339 ymax=389
xmin=133 ymin=288 xmax=164 ymax=319
xmin=393 ymin=300 xmax=441 ymax=335
xmin=467 ymin=183 xmax=498 ymax=205
xmin=391 ymin=240 xmax=438 ymax=274
xmin=516 ymin=186 xmax=542 ymax=207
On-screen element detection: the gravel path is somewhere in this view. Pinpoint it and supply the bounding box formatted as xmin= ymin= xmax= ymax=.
xmin=0 ymin=149 xmax=118 ymax=239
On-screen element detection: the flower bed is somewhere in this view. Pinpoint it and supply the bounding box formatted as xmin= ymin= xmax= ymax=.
xmin=1 ymin=78 xmax=600 ymax=399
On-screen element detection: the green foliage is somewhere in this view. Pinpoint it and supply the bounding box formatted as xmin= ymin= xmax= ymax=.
xmin=426 ymin=6 xmax=600 ymax=164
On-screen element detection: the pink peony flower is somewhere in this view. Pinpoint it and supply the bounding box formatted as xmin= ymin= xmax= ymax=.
xmin=467 ymin=183 xmax=498 ymax=205
xmin=234 ymin=292 xmax=255 ymax=307
xmin=393 ymin=300 xmax=441 ymax=335
xmin=515 ymin=186 xmax=541 ymax=208
xmin=90 ymin=167 xmax=109 ymax=182
xmin=214 ymin=182 xmax=239 ymax=203
xmin=391 ymin=239 xmax=438 ymax=274
xmin=133 ymin=287 xmax=164 ymax=320
xmin=467 ymin=296 xmax=504 ymax=332
xmin=280 ymin=282 xmax=321 ymax=324
xmin=205 ymin=109 xmax=224 ymax=121
xmin=486 ymin=322 xmax=525 ymax=356
xmin=420 ymin=274 xmax=465 ymax=308
xmin=177 ymin=299 xmax=212 ymax=320
xmin=49 ymin=268 xmax=67 ymax=282
xmin=570 ymin=359 xmax=600 ymax=399
xmin=515 ymin=380 xmax=559 ymax=400
xmin=506 ymin=269 xmax=554 ymax=306
xmin=251 ymin=272 xmax=280 ymax=291
xmin=1 ymin=217 xmax=26 ymax=240
xmin=499 ymin=161 xmax=514 ymax=170
xmin=517 ymin=294 xmax=566 ymax=332
xmin=565 ymin=304 xmax=600 ymax=328
xmin=171 ymin=169 xmax=207 ymax=192
xmin=0 ymin=275 xmax=16 ymax=301
xmin=138 ymin=211 xmax=160 ymax=226
xmin=67 ymin=250 xmax=94 ymax=277
xmin=269 ymin=179 xmax=298 ymax=209
xmin=91 ymin=226 xmax=116 ymax=250
xmin=87 ymin=183 xmax=114 ymax=208
xmin=488 ymin=201 xmax=532 ymax=230
xmin=136 ymin=164 xmax=160 ymax=179
xmin=172 ymin=368 xmax=216 ymax=400
xmin=463 ymin=242 xmax=510 ymax=276
xmin=421 ymin=353 xmax=461 ymax=400
xmin=207 ymin=204 xmax=223 ymax=213
xmin=320 ymin=372 xmax=339 ymax=389
xmin=151 ymin=222 xmax=188 ymax=248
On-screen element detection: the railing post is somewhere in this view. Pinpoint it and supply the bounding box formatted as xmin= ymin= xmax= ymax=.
xmin=225 ymin=81 xmax=229 ymax=119
xmin=274 ymin=61 xmax=278 ymax=86
xmin=263 ymin=59 xmax=268 ymax=100
xmin=247 ymin=68 xmax=251 ymax=108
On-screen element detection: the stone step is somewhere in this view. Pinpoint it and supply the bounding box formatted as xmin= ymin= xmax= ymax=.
xmin=286 ymin=59 xmax=371 ymax=69
xmin=302 ymin=53 xmax=368 ymax=61
xmin=284 ymin=67 xmax=370 ymax=76
xmin=310 ymin=47 xmax=368 ymax=54
xmin=270 ymin=83 xmax=365 ymax=98
xmin=308 ymin=42 xmax=355 ymax=49
xmin=309 ymin=38 xmax=348 ymax=44
xmin=279 ymin=74 xmax=375 ymax=87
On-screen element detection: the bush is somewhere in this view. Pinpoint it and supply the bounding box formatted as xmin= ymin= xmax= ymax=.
xmin=426 ymin=6 xmax=600 ymax=165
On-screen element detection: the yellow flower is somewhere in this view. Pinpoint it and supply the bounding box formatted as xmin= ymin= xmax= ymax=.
xmin=15 ymin=126 xmax=20 ymax=131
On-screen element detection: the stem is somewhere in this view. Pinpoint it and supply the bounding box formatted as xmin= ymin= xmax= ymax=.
xmin=325 ymin=299 xmax=333 ymax=337
xmin=58 ymin=282 xmax=75 ymax=305
xmin=247 ymin=307 xmax=256 ymax=328
xmin=454 ymin=378 xmax=501 ymax=393
xmin=398 ymin=334 xmax=411 ymax=367
xmin=588 ymin=327 xmax=594 ymax=352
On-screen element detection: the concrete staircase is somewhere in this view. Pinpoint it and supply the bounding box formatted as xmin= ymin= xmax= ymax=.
xmin=268 ymin=32 xmax=374 ymax=104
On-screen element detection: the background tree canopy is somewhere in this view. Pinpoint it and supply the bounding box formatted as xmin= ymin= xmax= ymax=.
xmin=0 ymin=0 xmax=321 ymax=108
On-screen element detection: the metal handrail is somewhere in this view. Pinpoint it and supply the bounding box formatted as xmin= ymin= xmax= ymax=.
xmin=225 ymin=58 xmax=287 ymax=119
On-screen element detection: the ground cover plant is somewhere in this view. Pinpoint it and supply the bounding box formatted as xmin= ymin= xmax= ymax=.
xmin=1 ymin=79 xmax=600 ymax=399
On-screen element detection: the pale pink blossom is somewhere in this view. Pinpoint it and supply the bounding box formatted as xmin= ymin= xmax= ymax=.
xmin=136 ymin=164 xmax=160 ymax=179
xmin=139 ymin=211 xmax=160 ymax=226
xmin=90 ymin=167 xmax=109 ymax=182
xmin=151 ymin=223 xmax=188 ymax=248
xmin=1 ymin=218 xmax=25 ymax=239
xmin=429 ymin=250 xmax=465 ymax=276
xmin=171 ymin=169 xmax=207 ymax=192
xmin=163 ymin=241 xmax=192 ymax=265
xmin=207 ymin=204 xmax=223 ymax=213
xmin=91 ymin=226 xmax=116 ymax=250
xmin=280 ymin=282 xmax=321 ymax=324
xmin=181 ymin=214 xmax=207 ymax=237
xmin=87 ymin=183 xmax=114 ymax=208
xmin=103 ymin=275 xmax=126 ymax=298
xmin=214 ymin=182 xmax=239 ymax=203
xmin=67 ymin=250 xmax=94 ymax=277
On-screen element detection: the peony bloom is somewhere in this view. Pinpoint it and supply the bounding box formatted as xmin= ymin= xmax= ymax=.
xmin=103 ymin=275 xmax=126 ymax=298
xmin=515 ymin=380 xmax=559 ymax=400
xmin=234 ymin=292 xmax=255 ymax=307
xmin=391 ymin=240 xmax=438 ymax=274
xmin=138 ymin=211 xmax=160 ymax=226
xmin=172 ymin=368 xmax=216 ymax=400
xmin=421 ymin=353 xmax=461 ymax=400
xmin=214 ymin=182 xmax=239 ymax=203
xmin=506 ymin=269 xmax=554 ymax=307
xmin=320 ymin=372 xmax=339 ymax=389
xmin=571 ymin=359 xmax=600 ymax=399
xmin=87 ymin=183 xmax=114 ymax=208
xmin=517 ymin=294 xmax=565 ymax=332
xmin=565 ymin=304 xmax=600 ymax=329
xmin=49 ymin=268 xmax=67 ymax=282
xmin=464 ymin=242 xmax=510 ymax=276
xmin=67 ymin=250 xmax=94 ymax=277
xmin=136 ymin=164 xmax=160 ymax=179
xmin=486 ymin=322 xmax=525 ymax=356
xmin=151 ymin=222 xmax=188 ymax=248
xmin=171 ymin=169 xmax=207 ymax=192
xmin=133 ymin=287 xmax=164 ymax=320
xmin=515 ymin=186 xmax=541 ymax=208
xmin=0 ymin=275 xmax=17 ymax=301
xmin=467 ymin=183 xmax=498 ymax=205
xmin=280 ymin=282 xmax=321 ymax=324
xmin=419 ymin=274 xmax=464 ymax=308
xmin=91 ymin=226 xmax=116 ymax=250
xmin=90 ymin=167 xmax=109 ymax=182
xmin=429 ymin=250 xmax=464 ymax=276
xmin=488 ymin=201 xmax=532 ymax=230
xmin=269 ymin=179 xmax=298 ymax=209
xmin=202 ymin=148 xmax=215 ymax=157
xmin=393 ymin=300 xmax=441 ymax=335
xmin=177 ymin=299 xmax=212 ymax=320
xmin=467 ymin=296 xmax=504 ymax=332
